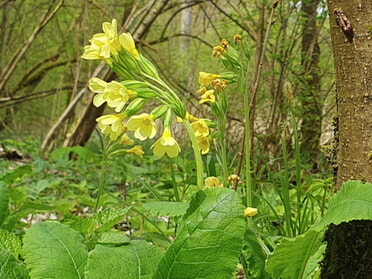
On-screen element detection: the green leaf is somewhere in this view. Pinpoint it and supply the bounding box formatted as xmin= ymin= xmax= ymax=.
xmin=64 ymin=207 xmax=130 ymax=234
xmin=85 ymin=240 xmax=163 ymax=279
xmin=266 ymin=230 xmax=323 ymax=279
xmin=23 ymin=222 xmax=88 ymax=279
xmin=49 ymin=146 xmax=96 ymax=161
xmin=98 ymin=232 xmax=131 ymax=245
xmin=0 ymin=229 xmax=22 ymax=259
xmin=241 ymin=229 xmax=271 ymax=279
xmin=143 ymin=202 xmax=189 ymax=217
xmin=0 ymin=183 xmax=9 ymax=227
xmin=312 ymin=180 xmax=372 ymax=231
xmin=153 ymin=188 xmax=245 ymax=279
xmin=0 ymin=165 xmax=32 ymax=185
xmin=0 ymin=248 xmax=29 ymax=279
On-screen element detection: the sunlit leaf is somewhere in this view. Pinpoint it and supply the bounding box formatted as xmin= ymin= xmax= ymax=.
xmin=312 ymin=180 xmax=372 ymax=230
xmin=85 ymin=240 xmax=163 ymax=279
xmin=153 ymin=188 xmax=245 ymax=279
xmin=266 ymin=230 xmax=323 ymax=279
xmin=23 ymin=222 xmax=88 ymax=279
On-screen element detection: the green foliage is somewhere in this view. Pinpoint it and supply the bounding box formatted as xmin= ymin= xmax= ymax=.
xmin=0 ymin=183 xmax=9 ymax=227
xmin=0 ymin=229 xmax=22 ymax=260
xmin=267 ymin=230 xmax=324 ymax=279
xmin=143 ymin=201 xmax=189 ymax=217
xmin=312 ymin=180 xmax=372 ymax=230
xmin=0 ymin=248 xmax=29 ymax=279
xmin=266 ymin=180 xmax=372 ymax=279
xmin=23 ymin=222 xmax=88 ymax=279
xmin=241 ymin=229 xmax=271 ymax=279
xmin=153 ymin=188 xmax=245 ymax=279
xmin=85 ymin=240 xmax=163 ymax=279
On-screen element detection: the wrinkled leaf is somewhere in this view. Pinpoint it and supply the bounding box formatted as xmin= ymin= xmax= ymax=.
xmin=312 ymin=180 xmax=372 ymax=230
xmin=0 ymin=248 xmax=29 ymax=279
xmin=153 ymin=188 xmax=245 ymax=279
xmin=266 ymin=230 xmax=323 ymax=279
xmin=85 ymin=240 xmax=163 ymax=279
xmin=242 ymin=229 xmax=271 ymax=279
xmin=0 ymin=183 xmax=9 ymax=227
xmin=143 ymin=202 xmax=189 ymax=217
xmin=23 ymin=222 xmax=88 ymax=279
xmin=0 ymin=229 xmax=22 ymax=259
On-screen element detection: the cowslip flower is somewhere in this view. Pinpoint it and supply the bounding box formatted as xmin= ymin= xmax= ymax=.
xmin=120 ymin=134 xmax=134 ymax=145
xmin=191 ymin=119 xmax=209 ymax=137
xmin=96 ymin=113 xmax=125 ymax=141
xmin=196 ymin=136 xmax=210 ymax=154
xmin=81 ymin=19 xmax=120 ymax=62
xmin=244 ymin=207 xmax=258 ymax=217
xmin=126 ymin=113 xmax=157 ymax=140
xmin=199 ymin=89 xmax=216 ymax=104
xmin=204 ymin=176 xmax=223 ymax=188
xmin=104 ymin=81 xmax=136 ymax=112
xmin=152 ymin=127 xmax=180 ymax=158
xmin=199 ymin=72 xmax=220 ymax=87
xmin=89 ymin=78 xmax=108 ymax=107
xmin=119 ymin=33 xmax=140 ymax=59
xmin=126 ymin=145 xmax=144 ymax=158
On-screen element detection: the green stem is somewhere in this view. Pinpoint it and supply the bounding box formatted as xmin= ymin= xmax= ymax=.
xmin=94 ymin=142 xmax=110 ymax=213
xmin=183 ymin=119 xmax=203 ymax=190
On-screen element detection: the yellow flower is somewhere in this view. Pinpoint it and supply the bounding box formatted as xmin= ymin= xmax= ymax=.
xmin=204 ymin=176 xmax=223 ymax=188
xmin=89 ymin=78 xmax=108 ymax=107
xmin=211 ymin=79 xmax=227 ymax=90
xmin=199 ymin=90 xmax=215 ymax=104
xmin=234 ymin=34 xmax=242 ymax=43
xmin=244 ymin=207 xmax=258 ymax=217
xmin=196 ymin=136 xmax=210 ymax=154
xmin=126 ymin=145 xmax=144 ymax=158
xmin=152 ymin=127 xmax=181 ymax=158
xmin=96 ymin=114 xmax=124 ymax=141
xmin=127 ymin=113 xmax=157 ymax=140
xmin=227 ymin=174 xmax=240 ymax=185
xmin=220 ymin=39 xmax=229 ymax=49
xmin=191 ymin=119 xmax=209 ymax=137
xmin=196 ymin=87 xmax=207 ymax=94
xmin=119 ymin=33 xmax=140 ymax=59
xmin=199 ymin=72 xmax=220 ymax=87
xmin=120 ymin=134 xmax=134 ymax=145
xmin=104 ymin=81 xmax=136 ymax=112
xmin=82 ymin=19 xmax=120 ymax=61
xmin=212 ymin=45 xmax=225 ymax=57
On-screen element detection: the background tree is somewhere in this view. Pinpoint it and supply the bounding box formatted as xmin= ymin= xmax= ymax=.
xmin=321 ymin=1 xmax=372 ymax=278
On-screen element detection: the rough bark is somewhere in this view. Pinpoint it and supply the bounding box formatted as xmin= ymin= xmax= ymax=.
xmin=321 ymin=1 xmax=372 ymax=278
xmin=300 ymin=0 xmax=322 ymax=166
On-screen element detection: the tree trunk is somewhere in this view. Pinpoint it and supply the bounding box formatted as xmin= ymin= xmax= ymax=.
xmin=321 ymin=1 xmax=372 ymax=278
xmin=300 ymin=0 xmax=322 ymax=167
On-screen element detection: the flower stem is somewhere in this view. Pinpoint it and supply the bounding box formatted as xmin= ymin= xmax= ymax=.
xmin=183 ymin=119 xmax=203 ymax=190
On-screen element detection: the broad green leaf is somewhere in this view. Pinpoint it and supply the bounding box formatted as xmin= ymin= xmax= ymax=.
xmin=266 ymin=230 xmax=323 ymax=279
xmin=0 ymin=165 xmax=32 ymax=185
xmin=85 ymin=240 xmax=163 ymax=279
xmin=143 ymin=202 xmax=189 ymax=217
xmin=63 ymin=207 xmax=130 ymax=234
xmin=242 ymin=229 xmax=271 ymax=279
xmin=0 ymin=248 xmax=29 ymax=279
xmin=0 ymin=229 xmax=22 ymax=259
xmin=98 ymin=231 xmax=131 ymax=245
xmin=312 ymin=180 xmax=372 ymax=230
xmin=49 ymin=146 xmax=97 ymax=161
xmin=23 ymin=222 xmax=88 ymax=279
xmin=0 ymin=183 xmax=9 ymax=227
xmin=153 ymin=188 xmax=245 ymax=279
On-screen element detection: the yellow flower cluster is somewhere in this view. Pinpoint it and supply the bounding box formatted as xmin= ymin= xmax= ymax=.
xmin=82 ymin=19 xmax=217 ymax=160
